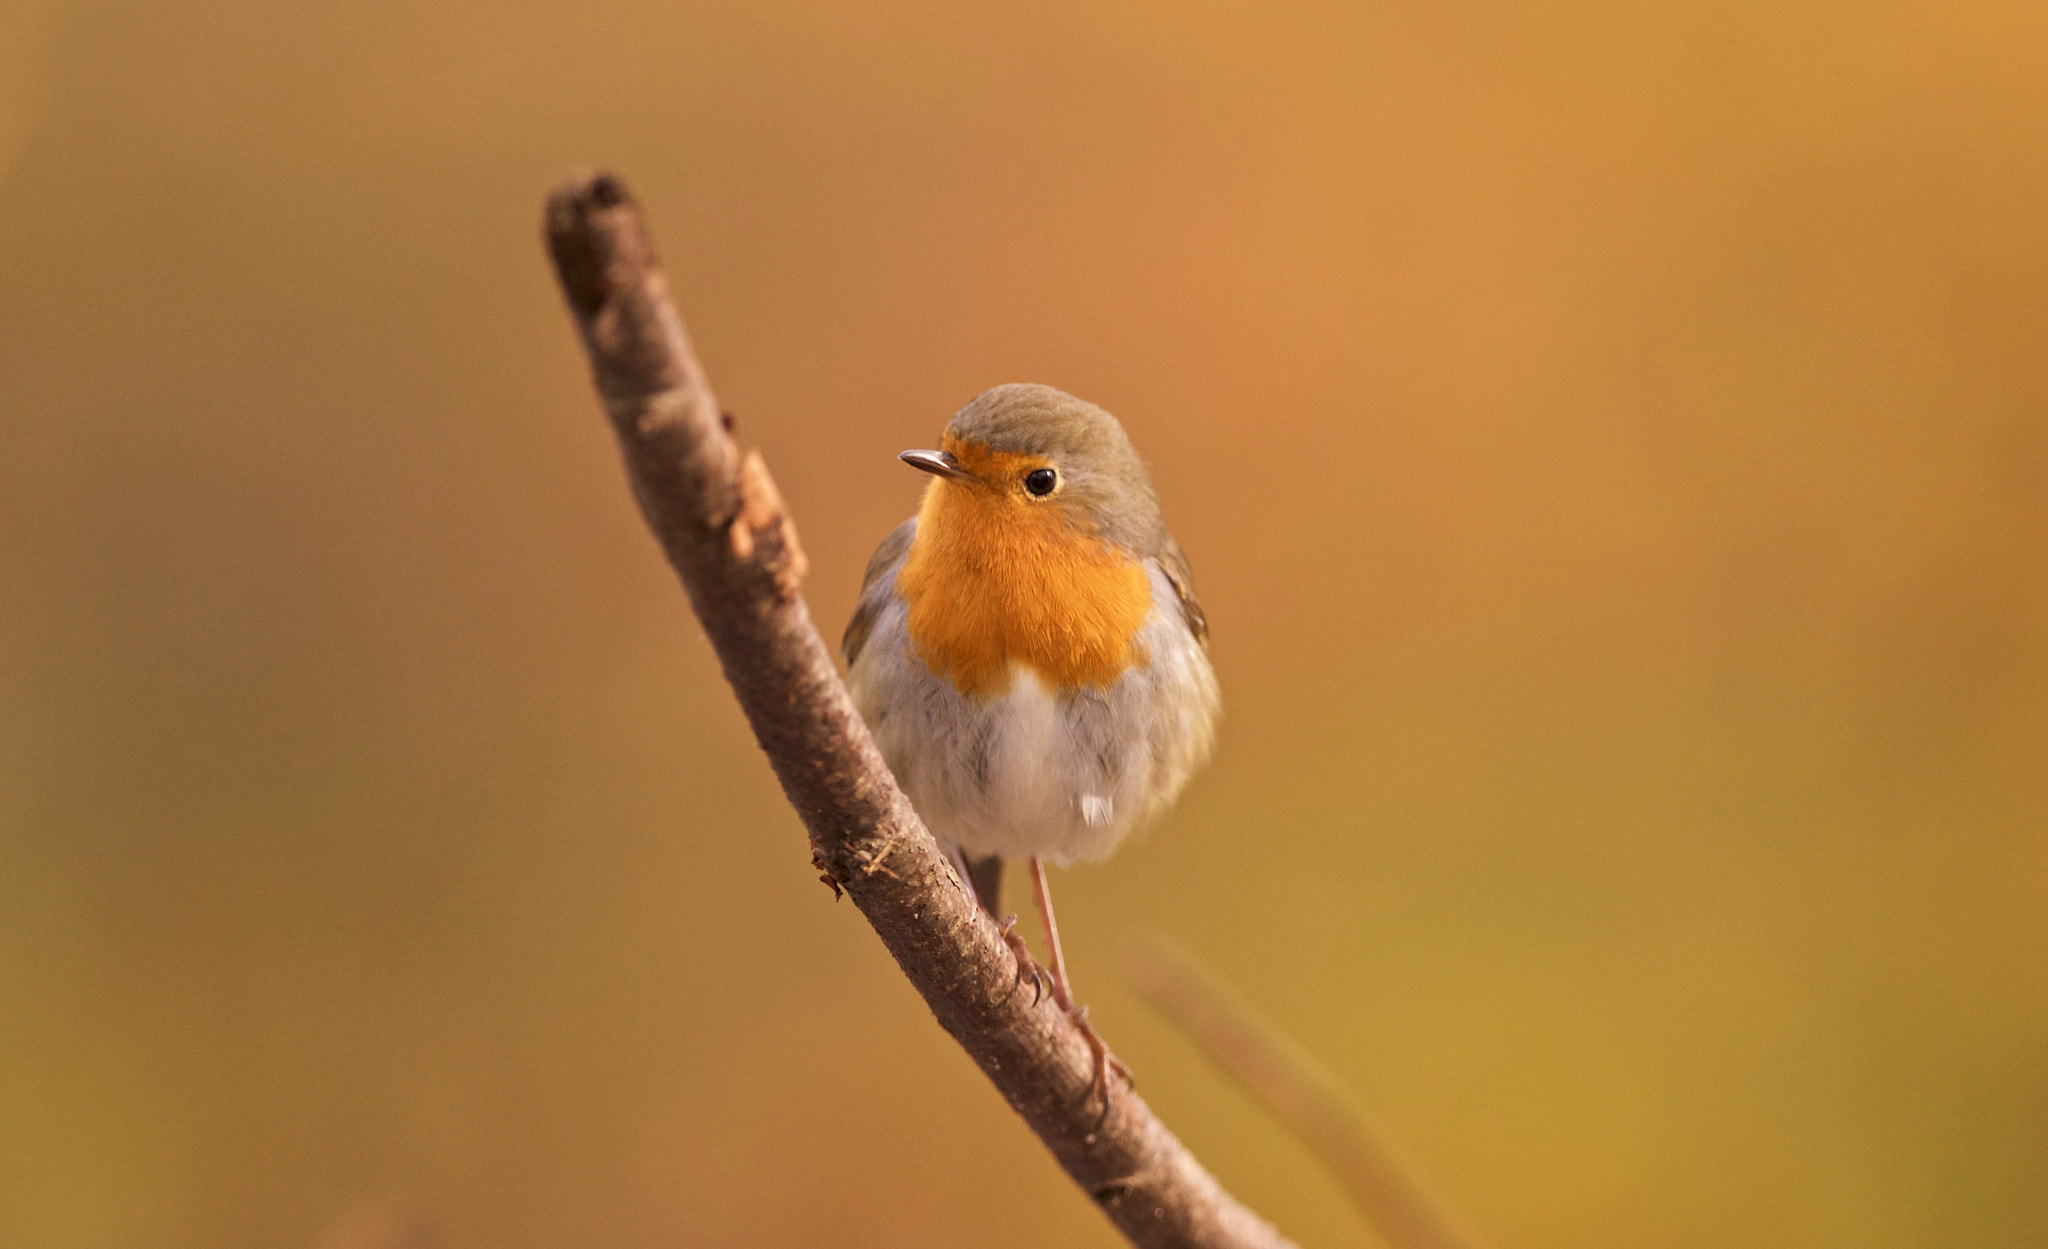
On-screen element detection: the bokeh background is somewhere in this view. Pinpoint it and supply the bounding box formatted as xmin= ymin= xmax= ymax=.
xmin=3 ymin=2 xmax=2045 ymax=1246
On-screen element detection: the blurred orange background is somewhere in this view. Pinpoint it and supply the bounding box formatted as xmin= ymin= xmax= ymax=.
xmin=3 ymin=2 xmax=2045 ymax=1246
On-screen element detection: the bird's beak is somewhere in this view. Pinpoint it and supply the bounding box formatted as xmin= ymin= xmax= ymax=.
xmin=899 ymin=449 xmax=974 ymax=481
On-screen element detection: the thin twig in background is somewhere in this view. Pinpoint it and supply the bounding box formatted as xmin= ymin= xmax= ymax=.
xmin=1125 ymin=938 xmax=1492 ymax=1249
xmin=542 ymin=170 xmax=1294 ymax=1249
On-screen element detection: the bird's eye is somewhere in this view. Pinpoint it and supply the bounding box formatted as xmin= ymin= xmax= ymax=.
xmin=1024 ymin=468 xmax=1058 ymax=497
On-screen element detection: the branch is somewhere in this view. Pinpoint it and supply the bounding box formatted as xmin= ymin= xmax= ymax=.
xmin=542 ymin=171 xmax=1294 ymax=1249
xmin=1125 ymin=940 xmax=1490 ymax=1249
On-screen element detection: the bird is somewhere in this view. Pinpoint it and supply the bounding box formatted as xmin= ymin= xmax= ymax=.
xmin=843 ymin=383 xmax=1220 ymax=1099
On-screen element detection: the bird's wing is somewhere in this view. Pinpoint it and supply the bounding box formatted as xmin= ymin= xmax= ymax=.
xmin=1153 ymin=535 xmax=1210 ymax=648
xmin=841 ymin=517 xmax=917 ymax=666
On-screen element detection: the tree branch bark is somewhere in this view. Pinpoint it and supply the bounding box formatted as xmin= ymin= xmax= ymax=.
xmin=542 ymin=170 xmax=1294 ymax=1249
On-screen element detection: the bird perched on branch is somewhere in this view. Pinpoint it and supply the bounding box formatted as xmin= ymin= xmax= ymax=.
xmin=844 ymin=383 xmax=1220 ymax=1097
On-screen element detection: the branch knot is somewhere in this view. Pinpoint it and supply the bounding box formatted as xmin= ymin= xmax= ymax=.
xmin=725 ymin=449 xmax=808 ymax=599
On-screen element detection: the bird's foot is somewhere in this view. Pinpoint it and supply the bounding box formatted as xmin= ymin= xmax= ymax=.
xmin=1062 ymin=1001 xmax=1134 ymax=1110
xmin=997 ymin=915 xmax=1051 ymax=1006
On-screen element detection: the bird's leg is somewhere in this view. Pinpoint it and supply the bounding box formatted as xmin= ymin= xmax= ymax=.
xmin=963 ymin=853 xmax=1005 ymax=918
xmin=1027 ymin=857 xmax=1133 ymax=1104
xmin=946 ymin=844 xmax=975 ymax=898
xmin=951 ymin=845 xmax=1044 ymax=1003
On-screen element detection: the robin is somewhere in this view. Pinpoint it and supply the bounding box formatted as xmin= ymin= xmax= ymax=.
xmin=843 ymin=383 xmax=1220 ymax=1098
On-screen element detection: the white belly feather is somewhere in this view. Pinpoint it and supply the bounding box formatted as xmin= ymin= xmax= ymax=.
xmin=848 ymin=565 xmax=1219 ymax=866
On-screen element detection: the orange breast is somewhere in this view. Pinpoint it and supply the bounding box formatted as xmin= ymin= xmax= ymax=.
xmin=895 ymin=459 xmax=1153 ymax=701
